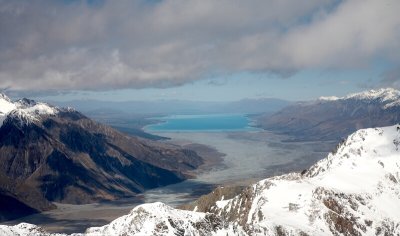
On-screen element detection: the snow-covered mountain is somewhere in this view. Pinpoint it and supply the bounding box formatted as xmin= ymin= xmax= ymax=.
xmin=0 ymin=95 xmax=58 ymax=126
xmin=258 ymin=88 xmax=400 ymax=141
xmin=208 ymin=125 xmax=400 ymax=235
xmin=1 ymin=125 xmax=399 ymax=235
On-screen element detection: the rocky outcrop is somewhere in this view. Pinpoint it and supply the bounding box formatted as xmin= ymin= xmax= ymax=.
xmin=179 ymin=185 xmax=245 ymax=213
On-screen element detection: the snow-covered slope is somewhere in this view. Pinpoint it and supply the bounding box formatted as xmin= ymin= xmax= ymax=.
xmin=1 ymin=125 xmax=400 ymax=235
xmin=0 ymin=94 xmax=58 ymax=126
xmin=210 ymin=125 xmax=400 ymax=235
xmin=85 ymin=202 xmax=222 ymax=236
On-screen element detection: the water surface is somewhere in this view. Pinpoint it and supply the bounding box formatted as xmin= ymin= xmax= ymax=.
xmin=146 ymin=114 xmax=258 ymax=132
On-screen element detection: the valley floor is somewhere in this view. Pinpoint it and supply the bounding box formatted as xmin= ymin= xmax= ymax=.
xmin=3 ymin=130 xmax=336 ymax=234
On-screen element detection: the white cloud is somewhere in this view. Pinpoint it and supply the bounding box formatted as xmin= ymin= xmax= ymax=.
xmin=0 ymin=0 xmax=399 ymax=92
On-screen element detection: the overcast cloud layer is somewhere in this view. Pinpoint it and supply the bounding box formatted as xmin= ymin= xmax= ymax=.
xmin=0 ymin=0 xmax=399 ymax=92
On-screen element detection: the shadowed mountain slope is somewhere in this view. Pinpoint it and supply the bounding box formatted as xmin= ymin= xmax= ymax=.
xmin=0 ymin=95 xmax=203 ymax=221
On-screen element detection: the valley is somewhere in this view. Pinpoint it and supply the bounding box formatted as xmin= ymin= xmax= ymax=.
xmin=3 ymin=114 xmax=336 ymax=233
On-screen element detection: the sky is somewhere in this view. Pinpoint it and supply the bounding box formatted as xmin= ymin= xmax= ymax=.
xmin=0 ymin=0 xmax=399 ymax=102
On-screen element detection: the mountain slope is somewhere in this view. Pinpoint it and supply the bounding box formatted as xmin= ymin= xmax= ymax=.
xmin=0 ymin=94 xmax=203 ymax=220
xmin=1 ymin=125 xmax=399 ymax=235
xmin=257 ymin=88 xmax=400 ymax=141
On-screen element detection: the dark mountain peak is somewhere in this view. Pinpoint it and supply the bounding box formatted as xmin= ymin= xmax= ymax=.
xmin=57 ymin=107 xmax=87 ymax=121
xmin=16 ymin=98 xmax=37 ymax=107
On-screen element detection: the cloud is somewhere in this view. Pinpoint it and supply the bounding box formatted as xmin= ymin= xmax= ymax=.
xmin=0 ymin=0 xmax=399 ymax=92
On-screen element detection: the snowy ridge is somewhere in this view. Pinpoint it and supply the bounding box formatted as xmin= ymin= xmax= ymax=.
xmin=345 ymin=88 xmax=400 ymax=101
xmin=85 ymin=202 xmax=221 ymax=236
xmin=318 ymin=88 xmax=400 ymax=109
xmin=0 ymin=94 xmax=58 ymax=127
xmin=1 ymin=125 xmax=400 ymax=235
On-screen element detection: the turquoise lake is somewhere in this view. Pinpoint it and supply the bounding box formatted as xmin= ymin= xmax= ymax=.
xmin=146 ymin=114 xmax=258 ymax=132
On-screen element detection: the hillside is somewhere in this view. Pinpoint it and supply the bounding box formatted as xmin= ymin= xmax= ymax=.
xmin=257 ymin=88 xmax=400 ymax=141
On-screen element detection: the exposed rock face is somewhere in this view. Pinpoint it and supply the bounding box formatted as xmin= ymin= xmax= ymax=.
xmin=257 ymin=88 xmax=400 ymax=141
xmin=1 ymin=125 xmax=400 ymax=235
xmin=179 ymin=185 xmax=245 ymax=213
xmin=0 ymin=95 xmax=203 ymax=220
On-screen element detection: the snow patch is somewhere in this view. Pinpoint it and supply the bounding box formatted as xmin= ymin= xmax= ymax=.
xmin=318 ymin=96 xmax=339 ymax=101
xmin=216 ymin=199 xmax=230 ymax=209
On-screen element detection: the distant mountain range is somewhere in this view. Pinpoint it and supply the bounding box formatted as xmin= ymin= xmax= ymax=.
xmin=257 ymin=88 xmax=400 ymax=141
xmin=2 ymin=125 xmax=400 ymax=235
xmin=0 ymin=95 xmax=203 ymax=221
xmin=51 ymin=98 xmax=291 ymax=115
